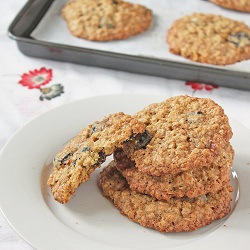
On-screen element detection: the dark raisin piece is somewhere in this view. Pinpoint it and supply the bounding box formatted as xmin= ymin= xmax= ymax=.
xmin=94 ymin=151 xmax=106 ymax=166
xmin=197 ymin=111 xmax=203 ymax=115
xmin=126 ymin=130 xmax=152 ymax=151
xmin=135 ymin=130 xmax=152 ymax=150
xmin=90 ymin=125 xmax=98 ymax=136
xmin=227 ymin=32 xmax=250 ymax=48
xmin=59 ymin=152 xmax=73 ymax=164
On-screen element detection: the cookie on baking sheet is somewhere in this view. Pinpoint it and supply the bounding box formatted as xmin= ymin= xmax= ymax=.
xmin=210 ymin=0 xmax=250 ymax=13
xmin=114 ymin=143 xmax=234 ymax=201
xmin=61 ymin=0 xmax=152 ymax=41
xmin=47 ymin=112 xmax=152 ymax=204
xmin=123 ymin=95 xmax=233 ymax=177
xmin=167 ymin=13 xmax=250 ymax=65
xmin=99 ymin=162 xmax=232 ymax=232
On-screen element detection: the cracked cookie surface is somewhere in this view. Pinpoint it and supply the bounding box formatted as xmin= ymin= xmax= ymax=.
xmin=99 ymin=162 xmax=232 ymax=232
xmin=47 ymin=112 xmax=151 ymax=204
xmin=61 ymin=0 xmax=152 ymax=41
xmin=210 ymin=0 xmax=250 ymax=13
xmin=114 ymin=143 xmax=234 ymax=201
xmin=123 ymin=95 xmax=233 ymax=176
xmin=167 ymin=13 xmax=250 ymax=65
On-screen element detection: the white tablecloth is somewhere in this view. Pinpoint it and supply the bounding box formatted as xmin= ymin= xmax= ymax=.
xmin=1 ymin=1 xmax=250 ymax=249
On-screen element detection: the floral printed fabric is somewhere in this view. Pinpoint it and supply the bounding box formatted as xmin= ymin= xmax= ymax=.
xmin=18 ymin=67 xmax=64 ymax=100
xmin=17 ymin=67 xmax=220 ymax=101
xmin=19 ymin=67 xmax=53 ymax=89
xmin=185 ymin=81 xmax=219 ymax=94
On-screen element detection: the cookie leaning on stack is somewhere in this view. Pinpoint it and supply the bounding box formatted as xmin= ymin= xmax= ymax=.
xmin=47 ymin=112 xmax=152 ymax=204
xmin=99 ymin=95 xmax=234 ymax=232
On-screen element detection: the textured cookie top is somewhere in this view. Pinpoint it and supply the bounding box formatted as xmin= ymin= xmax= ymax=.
xmin=167 ymin=13 xmax=250 ymax=65
xmin=48 ymin=112 xmax=151 ymax=203
xmin=99 ymin=163 xmax=232 ymax=232
xmin=114 ymin=143 xmax=234 ymax=200
xmin=61 ymin=0 xmax=152 ymax=41
xmin=124 ymin=95 xmax=233 ymax=176
xmin=210 ymin=0 xmax=250 ymax=13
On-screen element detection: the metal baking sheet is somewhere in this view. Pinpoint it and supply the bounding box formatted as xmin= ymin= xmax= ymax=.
xmin=8 ymin=0 xmax=250 ymax=91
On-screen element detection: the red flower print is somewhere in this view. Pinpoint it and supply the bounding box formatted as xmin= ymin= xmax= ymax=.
xmin=186 ymin=82 xmax=203 ymax=91
xmin=185 ymin=81 xmax=219 ymax=94
xmin=204 ymin=84 xmax=219 ymax=91
xmin=18 ymin=67 xmax=53 ymax=89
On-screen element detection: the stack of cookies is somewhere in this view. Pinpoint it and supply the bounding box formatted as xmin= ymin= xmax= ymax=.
xmin=99 ymin=95 xmax=234 ymax=232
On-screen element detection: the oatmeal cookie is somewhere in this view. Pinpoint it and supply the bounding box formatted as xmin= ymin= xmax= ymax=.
xmin=167 ymin=13 xmax=250 ymax=65
xmin=123 ymin=95 xmax=233 ymax=176
xmin=210 ymin=0 xmax=250 ymax=13
xmin=114 ymin=143 xmax=234 ymax=201
xmin=61 ymin=0 xmax=152 ymax=41
xmin=47 ymin=112 xmax=151 ymax=204
xmin=99 ymin=162 xmax=233 ymax=232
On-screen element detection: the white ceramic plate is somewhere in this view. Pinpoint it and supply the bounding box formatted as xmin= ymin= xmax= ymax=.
xmin=0 ymin=94 xmax=249 ymax=250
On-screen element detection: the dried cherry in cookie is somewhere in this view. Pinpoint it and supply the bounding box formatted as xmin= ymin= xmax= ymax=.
xmin=228 ymin=32 xmax=250 ymax=48
xmin=47 ymin=112 xmax=151 ymax=204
